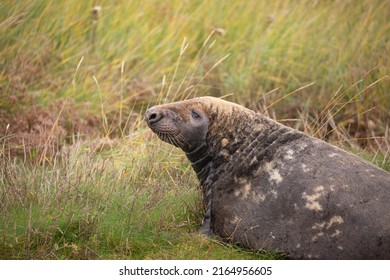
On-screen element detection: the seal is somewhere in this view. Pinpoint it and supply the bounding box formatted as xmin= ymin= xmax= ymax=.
xmin=145 ymin=96 xmax=390 ymax=259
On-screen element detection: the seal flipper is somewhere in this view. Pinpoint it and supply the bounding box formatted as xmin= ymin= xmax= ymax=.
xmin=198 ymin=222 xmax=212 ymax=236
xmin=198 ymin=207 xmax=213 ymax=236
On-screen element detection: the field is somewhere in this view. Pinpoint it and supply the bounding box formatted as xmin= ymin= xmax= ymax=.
xmin=1 ymin=0 xmax=389 ymax=259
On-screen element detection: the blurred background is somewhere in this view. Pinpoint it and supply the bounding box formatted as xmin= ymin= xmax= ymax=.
xmin=1 ymin=0 xmax=389 ymax=154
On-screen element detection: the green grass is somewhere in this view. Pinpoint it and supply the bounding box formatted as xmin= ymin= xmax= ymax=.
xmin=0 ymin=0 xmax=389 ymax=259
xmin=1 ymin=1 xmax=389 ymax=110
xmin=0 ymin=132 xmax=281 ymax=259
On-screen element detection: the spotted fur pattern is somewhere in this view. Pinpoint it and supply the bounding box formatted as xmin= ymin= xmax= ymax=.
xmin=145 ymin=97 xmax=390 ymax=259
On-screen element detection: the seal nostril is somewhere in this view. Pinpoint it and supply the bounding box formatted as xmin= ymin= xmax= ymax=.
xmin=145 ymin=107 xmax=163 ymax=124
xmin=149 ymin=113 xmax=157 ymax=120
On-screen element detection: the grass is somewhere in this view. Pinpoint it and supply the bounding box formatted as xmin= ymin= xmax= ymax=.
xmin=0 ymin=131 xmax=281 ymax=259
xmin=0 ymin=0 xmax=389 ymax=259
xmin=1 ymin=1 xmax=389 ymax=110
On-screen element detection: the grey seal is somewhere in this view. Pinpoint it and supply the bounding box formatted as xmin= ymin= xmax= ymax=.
xmin=145 ymin=96 xmax=390 ymax=259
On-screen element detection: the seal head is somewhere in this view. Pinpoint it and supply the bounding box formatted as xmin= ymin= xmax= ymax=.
xmin=145 ymin=99 xmax=209 ymax=153
xmin=145 ymin=97 xmax=256 ymax=182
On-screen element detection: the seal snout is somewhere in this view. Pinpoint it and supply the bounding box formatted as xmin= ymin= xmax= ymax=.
xmin=145 ymin=107 xmax=163 ymax=125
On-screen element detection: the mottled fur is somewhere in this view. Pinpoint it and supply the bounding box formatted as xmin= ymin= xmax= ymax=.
xmin=145 ymin=97 xmax=390 ymax=259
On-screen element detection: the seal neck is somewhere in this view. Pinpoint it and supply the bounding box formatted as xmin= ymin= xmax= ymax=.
xmin=185 ymin=142 xmax=212 ymax=184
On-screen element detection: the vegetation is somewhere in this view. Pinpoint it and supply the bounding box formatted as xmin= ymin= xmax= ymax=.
xmin=0 ymin=0 xmax=389 ymax=259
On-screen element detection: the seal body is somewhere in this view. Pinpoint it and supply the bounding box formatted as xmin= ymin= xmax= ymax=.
xmin=145 ymin=97 xmax=390 ymax=259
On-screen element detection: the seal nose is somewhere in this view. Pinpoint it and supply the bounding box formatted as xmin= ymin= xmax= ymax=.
xmin=145 ymin=107 xmax=163 ymax=124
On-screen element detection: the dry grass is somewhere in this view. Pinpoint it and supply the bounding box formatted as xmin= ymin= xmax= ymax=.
xmin=0 ymin=124 xmax=281 ymax=259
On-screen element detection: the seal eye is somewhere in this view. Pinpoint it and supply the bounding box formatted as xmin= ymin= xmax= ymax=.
xmin=191 ymin=109 xmax=201 ymax=120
